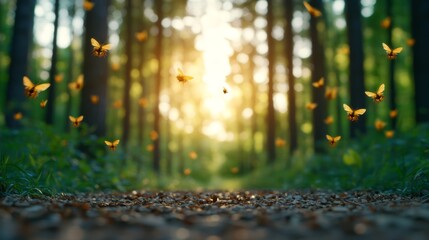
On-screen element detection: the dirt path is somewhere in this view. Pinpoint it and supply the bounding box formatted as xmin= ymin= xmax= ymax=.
xmin=1 ymin=191 xmax=429 ymax=240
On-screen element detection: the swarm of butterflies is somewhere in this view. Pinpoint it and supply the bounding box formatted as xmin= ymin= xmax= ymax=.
xmin=303 ymin=1 xmax=404 ymax=147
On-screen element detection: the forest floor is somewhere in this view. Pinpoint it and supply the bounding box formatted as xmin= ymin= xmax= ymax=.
xmin=1 ymin=190 xmax=429 ymax=240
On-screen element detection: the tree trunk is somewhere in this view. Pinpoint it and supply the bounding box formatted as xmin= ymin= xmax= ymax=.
xmin=152 ymin=0 xmax=163 ymax=174
xmin=5 ymin=0 xmax=36 ymax=128
xmin=309 ymin=0 xmax=327 ymax=151
xmin=137 ymin=0 xmax=147 ymax=147
xmin=46 ymin=0 xmax=59 ymax=125
xmin=283 ymin=0 xmax=298 ymax=157
xmin=345 ymin=0 xmax=366 ymax=137
xmin=411 ymin=0 xmax=429 ymax=123
xmin=266 ymin=0 xmax=276 ymax=163
xmin=65 ymin=2 xmax=76 ymax=132
xmin=386 ymin=0 xmax=397 ymax=129
xmin=122 ymin=0 xmax=133 ymax=148
xmin=80 ymin=0 xmax=109 ymax=136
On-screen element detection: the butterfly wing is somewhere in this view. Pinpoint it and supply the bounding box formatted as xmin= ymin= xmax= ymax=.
xmin=377 ymin=84 xmax=385 ymax=95
xmin=34 ymin=83 xmax=50 ymax=92
xmin=101 ymin=44 xmax=111 ymax=51
xmin=392 ymin=47 xmax=403 ymax=54
xmin=69 ymin=116 xmax=76 ymax=122
xmin=177 ymin=68 xmax=184 ymax=76
xmin=23 ymin=76 xmax=34 ymax=88
xmin=91 ymin=38 xmax=101 ymax=48
xmin=365 ymin=91 xmax=377 ymax=98
xmin=354 ymin=109 xmax=366 ymax=116
xmin=77 ymin=115 xmax=84 ymax=122
xmin=343 ymin=104 xmax=353 ymax=113
xmin=326 ymin=135 xmax=333 ymax=141
xmin=382 ymin=43 xmax=391 ymax=53
xmin=334 ymin=136 xmax=341 ymax=142
xmin=113 ymin=139 xmax=120 ymax=145
xmin=105 ymin=140 xmax=112 ymax=147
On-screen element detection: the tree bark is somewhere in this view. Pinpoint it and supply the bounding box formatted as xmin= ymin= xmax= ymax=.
xmin=386 ymin=0 xmax=397 ymax=129
xmin=122 ymin=0 xmax=133 ymax=148
xmin=5 ymin=0 xmax=36 ymax=128
xmin=80 ymin=0 xmax=109 ymax=136
xmin=411 ymin=0 xmax=429 ymax=123
xmin=266 ymin=0 xmax=276 ymax=163
xmin=345 ymin=0 xmax=366 ymax=137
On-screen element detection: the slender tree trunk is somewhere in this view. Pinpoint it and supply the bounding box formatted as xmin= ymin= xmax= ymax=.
xmin=309 ymin=0 xmax=327 ymax=152
xmin=80 ymin=0 xmax=109 ymax=136
xmin=65 ymin=2 xmax=76 ymax=132
xmin=46 ymin=0 xmax=60 ymax=125
xmin=411 ymin=0 xmax=429 ymax=123
xmin=284 ymin=0 xmax=297 ymax=158
xmin=386 ymin=0 xmax=397 ymax=129
xmin=345 ymin=0 xmax=366 ymax=137
xmin=249 ymin=48 xmax=257 ymax=170
xmin=137 ymin=1 xmax=146 ymax=147
xmin=152 ymin=0 xmax=163 ymax=174
xmin=266 ymin=0 xmax=276 ymax=163
xmin=122 ymin=0 xmax=133 ymax=148
xmin=5 ymin=0 xmax=36 ymax=129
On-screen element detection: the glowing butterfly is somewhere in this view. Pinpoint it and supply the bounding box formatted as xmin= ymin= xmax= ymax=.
xmin=23 ymin=76 xmax=50 ymax=98
xmin=54 ymin=74 xmax=63 ymax=83
xmin=105 ymin=139 xmax=120 ymax=151
xmin=312 ymin=77 xmax=324 ymax=88
xmin=189 ymin=151 xmax=198 ymax=160
xmin=326 ymin=134 xmax=341 ymax=146
xmin=365 ymin=84 xmax=385 ymax=103
xmin=113 ymin=100 xmax=122 ymax=109
xmin=374 ymin=119 xmax=386 ymax=131
xmin=69 ymin=115 xmax=84 ymax=127
xmin=135 ymin=31 xmax=147 ymax=42
xmin=385 ymin=130 xmax=394 ymax=138
xmin=382 ymin=43 xmax=403 ymax=60
xmin=69 ymin=75 xmax=84 ymax=91
xmin=13 ymin=112 xmax=23 ymax=120
xmin=223 ymin=87 xmax=228 ymax=94
xmin=138 ymin=98 xmax=148 ymax=108
xmin=176 ymin=68 xmax=193 ymax=83
xmin=184 ymin=168 xmax=191 ymax=176
xmin=150 ymin=130 xmax=159 ymax=141
xmin=343 ymin=104 xmax=366 ymax=122
xmin=231 ymin=167 xmax=239 ymax=174
xmin=380 ymin=17 xmax=391 ymax=29
xmin=389 ymin=109 xmax=398 ymax=119
xmin=90 ymin=95 xmax=99 ymax=104
xmin=83 ymin=0 xmax=94 ymax=11
xmin=275 ymin=138 xmax=286 ymax=147
xmin=303 ymin=1 xmax=322 ymax=17
xmin=325 ymin=87 xmax=338 ymax=100
xmin=306 ymin=102 xmax=317 ymax=110
xmin=407 ymin=38 xmax=415 ymax=47
xmin=146 ymin=144 xmax=154 ymax=152
xmin=91 ymin=38 xmax=111 ymax=57
xmin=324 ymin=116 xmax=334 ymax=125
xmin=40 ymin=99 xmax=48 ymax=108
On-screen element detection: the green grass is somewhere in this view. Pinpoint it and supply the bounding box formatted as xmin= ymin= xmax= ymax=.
xmin=1 ymin=123 xmax=429 ymax=196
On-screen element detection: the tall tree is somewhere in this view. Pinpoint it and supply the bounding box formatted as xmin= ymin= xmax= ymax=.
xmin=5 ymin=0 xmax=36 ymax=128
xmin=309 ymin=0 xmax=327 ymax=151
xmin=266 ymin=0 xmax=276 ymax=163
xmin=137 ymin=1 xmax=147 ymax=147
xmin=345 ymin=0 xmax=366 ymax=137
xmin=65 ymin=1 xmax=76 ymax=131
xmin=80 ymin=0 xmax=109 ymax=136
xmin=411 ymin=0 xmax=429 ymax=123
xmin=386 ymin=0 xmax=397 ymax=129
xmin=152 ymin=0 xmax=164 ymax=174
xmin=122 ymin=0 xmax=133 ymax=147
xmin=283 ymin=0 xmax=298 ymax=157
xmin=46 ymin=0 xmax=60 ymax=125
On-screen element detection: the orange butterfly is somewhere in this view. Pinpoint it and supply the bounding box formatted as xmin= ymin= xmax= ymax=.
xmin=312 ymin=77 xmax=324 ymax=88
xmin=69 ymin=115 xmax=84 ymax=127
xmin=326 ymin=134 xmax=341 ymax=146
xmin=324 ymin=116 xmax=334 ymax=125
xmin=176 ymin=68 xmax=193 ymax=83
xmin=382 ymin=43 xmax=402 ymax=60
xmin=389 ymin=109 xmax=398 ymax=119
xmin=83 ymin=0 xmax=94 ymax=11
xmin=306 ymin=102 xmax=317 ymax=110
xmin=40 ymin=99 xmax=48 ymax=108
xmin=385 ymin=130 xmax=394 ymax=138
xmin=275 ymin=138 xmax=286 ymax=147
xmin=303 ymin=1 xmax=322 ymax=17
xmin=380 ymin=17 xmax=391 ymax=29
xmin=343 ymin=104 xmax=366 ymax=122
xmin=374 ymin=119 xmax=386 ymax=131
xmin=223 ymin=87 xmax=228 ymax=94
xmin=365 ymin=84 xmax=385 ymax=103
xmin=54 ymin=74 xmax=63 ymax=83
xmin=105 ymin=140 xmax=120 ymax=151
xmin=135 ymin=31 xmax=148 ymax=42
xmin=90 ymin=95 xmax=99 ymax=104
xmin=23 ymin=76 xmax=50 ymax=98
xmin=69 ymin=75 xmax=84 ymax=91
xmin=13 ymin=112 xmax=23 ymax=120
xmin=325 ymin=87 xmax=338 ymax=100
xmin=91 ymin=38 xmax=111 ymax=57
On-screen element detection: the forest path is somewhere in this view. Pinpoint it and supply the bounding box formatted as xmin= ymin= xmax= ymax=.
xmin=1 ymin=190 xmax=429 ymax=240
